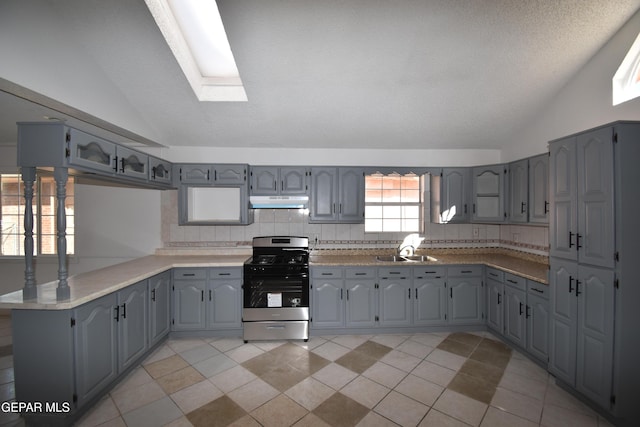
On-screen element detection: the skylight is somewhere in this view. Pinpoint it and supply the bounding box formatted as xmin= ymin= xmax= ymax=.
xmin=612 ymin=32 xmax=640 ymax=106
xmin=145 ymin=0 xmax=247 ymax=102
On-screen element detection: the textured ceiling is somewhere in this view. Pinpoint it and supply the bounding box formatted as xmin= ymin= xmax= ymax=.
xmin=1 ymin=0 xmax=639 ymax=151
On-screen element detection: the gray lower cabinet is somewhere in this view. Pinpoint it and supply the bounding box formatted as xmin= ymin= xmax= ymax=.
xmin=345 ymin=268 xmax=377 ymax=328
xmin=117 ymin=280 xmax=149 ymax=372
xmin=311 ymin=268 xmax=345 ymax=328
xmin=12 ymin=276 xmax=166 ymax=424
xmin=549 ymin=258 xmax=614 ymax=410
xmin=447 ymin=266 xmax=484 ymax=324
xmin=378 ymin=267 xmax=412 ymax=327
xmin=172 ymin=268 xmax=242 ymax=331
xmin=413 ymin=266 xmax=447 ymax=325
xmin=206 ymin=268 xmax=242 ymax=329
xmin=526 ymin=280 xmax=549 ymax=362
xmin=74 ymin=293 xmax=119 ymax=408
xmin=149 ymin=271 xmax=172 ymax=346
xmin=485 ymin=278 xmax=504 ymax=333
xmin=503 ymin=273 xmax=527 ymax=349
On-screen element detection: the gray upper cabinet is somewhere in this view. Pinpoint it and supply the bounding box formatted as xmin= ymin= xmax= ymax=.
xmin=528 ymin=154 xmax=549 ymax=224
xmin=17 ymin=122 xmax=172 ymax=189
xmin=472 ymin=165 xmax=506 ymax=223
xmin=250 ymin=166 xmax=309 ymax=196
xmin=176 ymin=164 xmax=253 ymax=225
xmin=549 ymin=128 xmax=614 ymax=268
xmin=149 ymin=156 xmax=172 ymax=185
xmin=508 ymin=159 xmax=529 ymax=223
xmin=310 ymin=167 xmax=365 ymax=223
xmin=175 ymin=164 xmax=247 ymax=185
xmin=431 ymin=168 xmax=471 ymax=223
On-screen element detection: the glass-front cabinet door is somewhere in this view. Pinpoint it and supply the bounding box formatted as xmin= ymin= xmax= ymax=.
xmin=68 ymin=128 xmax=117 ymax=174
xmin=116 ymin=146 xmax=148 ymax=180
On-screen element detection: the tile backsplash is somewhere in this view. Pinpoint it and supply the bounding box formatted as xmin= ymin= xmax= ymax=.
xmin=161 ymin=190 xmax=549 ymax=255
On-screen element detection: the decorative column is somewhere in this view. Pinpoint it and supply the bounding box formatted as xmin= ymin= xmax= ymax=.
xmin=54 ymin=167 xmax=70 ymax=301
xmin=21 ymin=167 xmax=37 ymax=300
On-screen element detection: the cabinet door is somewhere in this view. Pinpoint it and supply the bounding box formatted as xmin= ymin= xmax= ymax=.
xmin=338 ymin=168 xmax=365 ymax=222
xmin=281 ymin=167 xmax=308 ymax=195
xmin=179 ymin=164 xmax=212 ymax=184
xmin=250 ymin=167 xmax=278 ymax=195
xmin=549 ymin=258 xmax=578 ymax=384
xmin=214 ymin=164 xmax=246 ymax=184
xmin=549 ymin=138 xmax=578 ymax=260
xmin=526 ymin=292 xmax=549 ymax=362
xmin=149 ymin=271 xmax=171 ymax=346
xmin=575 ymin=265 xmax=614 ymax=409
xmin=149 ymin=156 xmax=172 ymax=185
xmin=311 ymin=279 xmax=344 ymax=328
xmin=509 ymin=159 xmax=529 ymax=223
xmin=576 ymin=128 xmax=614 ymax=269
xmin=414 ymin=277 xmax=447 ymax=325
xmin=207 ymin=280 xmax=242 ymax=329
xmin=448 ymin=277 xmax=483 ymax=324
xmin=486 ymin=278 xmax=503 ymax=333
xmin=116 ymin=146 xmax=148 ymax=181
xmin=118 ymin=280 xmax=149 ymax=372
xmin=379 ymin=279 xmax=412 ymax=326
xmin=504 ymin=285 xmax=527 ymax=348
xmin=345 ymin=279 xmax=377 ymax=328
xmin=172 ymin=281 xmax=206 ymax=330
xmin=310 ymin=168 xmax=337 ymax=222
xmin=529 ymin=154 xmax=549 ymax=224
xmin=74 ymin=293 xmax=118 ymax=408
xmin=68 ymin=128 xmax=117 ymax=174
xmin=440 ymin=168 xmax=471 ymax=223
xmin=472 ymin=165 xmax=506 ymax=222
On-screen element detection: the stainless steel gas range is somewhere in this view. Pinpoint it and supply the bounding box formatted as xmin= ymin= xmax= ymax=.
xmin=242 ymin=236 xmax=310 ymax=342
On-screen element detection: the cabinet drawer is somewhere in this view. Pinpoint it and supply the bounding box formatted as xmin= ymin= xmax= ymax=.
xmin=173 ymin=268 xmax=207 ymax=280
xmin=345 ymin=268 xmax=376 ymax=279
xmin=311 ymin=267 xmax=343 ymax=278
xmin=527 ymin=280 xmax=549 ymax=300
xmin=209 ymin=267 xmax=242 ymax=279
xmin=486 ymin=267 xmax=504 ymax=282
xmin=413 ymin=266 xmax=446 ymax=279
xmin=378 ymin=267 xmax=411 ymax=279
xmin=504 ymin=272 xmax=526 ymax=291
xmin=447 ymin=265 xmax=483 ymax=277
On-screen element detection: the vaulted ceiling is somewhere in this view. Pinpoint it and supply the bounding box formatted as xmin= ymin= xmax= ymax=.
xmin=1 ymin=0 xmax=639 ymax=151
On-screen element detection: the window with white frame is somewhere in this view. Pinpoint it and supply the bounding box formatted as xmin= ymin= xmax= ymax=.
xmin=0 ymin=173 xmax=75 ymax=256
xmin=365 ymin=172 xmax=423 ymax=233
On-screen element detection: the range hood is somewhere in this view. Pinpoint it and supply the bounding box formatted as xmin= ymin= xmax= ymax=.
xmin=250 ymin=195 xmax=309 ymax=209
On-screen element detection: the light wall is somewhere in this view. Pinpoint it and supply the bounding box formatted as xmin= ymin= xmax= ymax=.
xmin=501 ymin=9 xmax=640 ymax=161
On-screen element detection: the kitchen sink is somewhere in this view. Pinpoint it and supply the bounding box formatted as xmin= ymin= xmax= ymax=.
xmin=376 ymin=255 xmax=438 ymax=262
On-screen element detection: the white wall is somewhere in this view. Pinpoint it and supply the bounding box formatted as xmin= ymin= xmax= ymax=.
xmin=0 ymin=181 xmax=161 ymax=295
xmin=502 ymin=10 xmax=640 ymax=162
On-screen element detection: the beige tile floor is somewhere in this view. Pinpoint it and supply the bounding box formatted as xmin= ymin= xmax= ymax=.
xmin=0 ymin=315 xmax=615 ymax=427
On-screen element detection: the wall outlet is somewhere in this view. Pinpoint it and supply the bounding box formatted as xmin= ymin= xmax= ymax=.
xmin=472 ymin=227 xmax=479 ymax=237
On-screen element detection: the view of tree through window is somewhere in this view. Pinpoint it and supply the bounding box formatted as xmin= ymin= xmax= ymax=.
xmin=365 ymin=173 xmax=422 ymax=232
xmin=0 ymin=174 xmax=74 ymax=256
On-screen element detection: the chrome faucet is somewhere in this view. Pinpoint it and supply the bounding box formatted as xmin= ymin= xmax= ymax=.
xmin=397 ymin=244 xmax=415 ymax=257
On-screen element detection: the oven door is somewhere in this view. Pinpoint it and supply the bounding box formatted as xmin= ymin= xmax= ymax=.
xmin=242 ymin=274 xmax=309 ymax=321
xmin=243 ymin=274 xmax=309 ymax=309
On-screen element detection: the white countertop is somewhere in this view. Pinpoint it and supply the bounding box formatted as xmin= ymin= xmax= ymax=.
xmin=0 ymin=255 xmax=249 ymax=310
